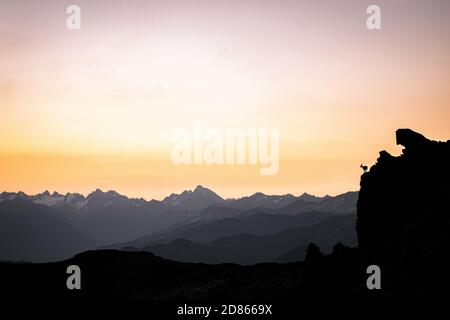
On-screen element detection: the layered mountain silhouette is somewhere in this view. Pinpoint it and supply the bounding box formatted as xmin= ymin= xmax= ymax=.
xmin=1 ymin=128 xmax=448 ymax=300
xmin=0 ymin=199 xmax=92 ymax=262
xmin=0 ymin=186 xmax=357 ymax=262
xmin=137 ymin=214 xmax=356 ymax=264
xmin=103 ymin=192 xmax=357 ymax=250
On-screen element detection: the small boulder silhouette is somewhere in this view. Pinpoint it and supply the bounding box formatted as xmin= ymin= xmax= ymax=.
xmin=304 ymin=243 xmax=323 ymax=263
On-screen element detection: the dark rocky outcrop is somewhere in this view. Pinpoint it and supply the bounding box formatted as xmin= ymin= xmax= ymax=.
xmin=357 ymin=129 xmax=450 ymax=265
xmin=298 ymin=129 xmax=450 ymax=298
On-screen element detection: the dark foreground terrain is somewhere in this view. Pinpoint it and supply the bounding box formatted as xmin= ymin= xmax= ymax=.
xmin=0 ymin=247 xmax=369 ymax=300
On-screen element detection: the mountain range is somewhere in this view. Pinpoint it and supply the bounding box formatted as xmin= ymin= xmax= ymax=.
xmin=0 ymin=186 xmax=357 ymax=262
xmin=138 ymin=214 xmax=356 ymax=264
xmin=1 ymin=128 xmax=448 ymax=300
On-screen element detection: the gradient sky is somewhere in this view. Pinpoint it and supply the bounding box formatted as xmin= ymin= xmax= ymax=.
xmin=1 ymin=0 xmax=449 ymax=199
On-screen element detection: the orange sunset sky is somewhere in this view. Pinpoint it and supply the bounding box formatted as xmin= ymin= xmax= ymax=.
xmin=1 ymin=0 xmax=449 ymax=199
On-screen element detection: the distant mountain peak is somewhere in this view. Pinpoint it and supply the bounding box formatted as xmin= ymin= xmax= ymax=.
xmin=252 ymin=192 xmax=266 ymax=197
xmin=87 ymin=189 xmax=127 ymax=198
xmin=63 ymin=192 xmax=83 ymax=199
xmin=106 ymin=190 xmax=120 ymax=196
xmin=194 ymin=185 xmax=206 ymax=191
xmin=88 ymin=188 xmax=115 ymax=197
xmin=193 ymin=185 xmax=221 ymax=196
xmin=162 ymin=185 xmax=224 ymax=209
xmin=298 ymin=192 xmax=322 ymax=203
xmin=84 ymin=189 xmax=130 ymax=209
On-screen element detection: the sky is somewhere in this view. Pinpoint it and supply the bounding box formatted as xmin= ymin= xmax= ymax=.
xmin=1 ymin=0 xmax=449 ymax=199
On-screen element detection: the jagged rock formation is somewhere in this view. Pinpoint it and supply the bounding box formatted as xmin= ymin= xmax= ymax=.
xmin=357 ymin=129 xmax=450 ymax=265
xmin=298 ymin=129 xmax=450 ymax=298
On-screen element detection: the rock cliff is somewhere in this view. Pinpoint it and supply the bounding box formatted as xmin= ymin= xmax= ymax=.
xmin=357 ymin=129 xmax=450 ymax=265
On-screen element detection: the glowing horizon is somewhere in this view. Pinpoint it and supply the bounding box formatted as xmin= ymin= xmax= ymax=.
xmin=1 ymin=0 xmax=450 ymax=199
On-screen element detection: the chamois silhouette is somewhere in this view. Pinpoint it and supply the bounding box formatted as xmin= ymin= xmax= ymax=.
xmin=360 ymin=164 xmax=368 ymax=173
